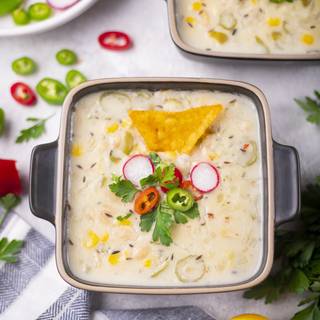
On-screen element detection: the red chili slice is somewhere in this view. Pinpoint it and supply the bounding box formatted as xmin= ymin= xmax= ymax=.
xmin=0 ymin=159 xmax=22 ymax=197
xmin=181 ymin=180 xmax=203 ymax=201
xmin=98 ymin=31 xmax=132 ymax=51
xmin=11 ymin=82 xmax=36 ymax=106
xmin=161 ymin=167 xmax=183 ymax=193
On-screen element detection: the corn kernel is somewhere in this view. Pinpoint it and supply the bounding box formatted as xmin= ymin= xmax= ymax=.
xmin=71 ymin=144 xmax=83 ymax=157
xmin=144 ymin=259 xmax=152 ymax=268
xmin=121 ymin=119 xmax=131 ymax=128
xmin=83 ymin=230 xmax=100 ymax=248
xmin=100 ymin=232 xmax=109 ymax=243
xmin=209 ymin=152 xmax=219 ymax=160
xmin=108 ymin=252 xmax=120 ymax=265
xmin=118 ymin=219 xmax=132 ymax=226
xmin=251 ymin=0 xmax=257 ymax=4
xmin=301 ymin=33 xmax=314 ymax=45
xmin=192 ymin=2 xmax=202 ymax=11
xmin=106 ymin=122 xmax=119 ymax=133
xmin=267 ymin=17 xmax=281 ymax=27
xmin=272 ymin=31 xmax=282 ymax=41
xmin=185 ymin=16 xmax=196 ymax=26
xmin=208 ymin=30 xmax=229 ymax=44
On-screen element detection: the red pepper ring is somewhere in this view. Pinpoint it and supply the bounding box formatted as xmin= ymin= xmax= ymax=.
xmin=98 ymin=31 xmax=132 ymax=51
xmin=11 ymin=82 xmax=37 ymax=106
xmin=0 ymin=159 xmax=22 ymax=197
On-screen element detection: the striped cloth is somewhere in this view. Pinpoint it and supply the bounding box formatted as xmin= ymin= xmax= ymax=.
xmin=0 ymin=213 xmax=214 ymax=320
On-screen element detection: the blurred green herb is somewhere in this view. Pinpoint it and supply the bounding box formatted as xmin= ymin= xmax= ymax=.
xmin=0 ymin=108 xmax=5 ymax=137
xmin=295 ymin=91 xmax=320 ymax=125
xmin=0 ymin=193 xmax=20 ymax=227
xmin=244 ymin=177 xmax=320 ymax=320
xmin=16 ymin=114 xmax=54 ymax=143
xmin=0 ymin=238 xmax=24 ymax=263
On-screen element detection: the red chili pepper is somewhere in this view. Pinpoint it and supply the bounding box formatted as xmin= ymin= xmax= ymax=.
xmin=161 ymin=167 xmax=183 ymax=193
xmin=98 ymin=31 xmax=132 ymax=51
xmin=0 ymin=159 xmax=22 ymax=197
xmin=11 ymin=82 xmax=37 ymax=106
xmin=181 ymin=180 xmax=203 ymax=201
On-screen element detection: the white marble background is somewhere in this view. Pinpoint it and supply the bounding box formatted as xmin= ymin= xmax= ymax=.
xmin=0 ymin=0 xmax=319 ymax=319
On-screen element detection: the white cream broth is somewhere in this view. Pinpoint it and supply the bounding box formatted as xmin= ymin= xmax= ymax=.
xmin=176 ymin=0 xmax=320 ymax=54
xmin=67 ymin=89 xmax=264 ymax=287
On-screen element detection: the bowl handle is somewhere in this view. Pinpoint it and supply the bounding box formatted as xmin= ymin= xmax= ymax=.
xmin=29 ymin=141 xmax=57 ymax=225
xmin=273 ymin=141 xmax=301 ymax=226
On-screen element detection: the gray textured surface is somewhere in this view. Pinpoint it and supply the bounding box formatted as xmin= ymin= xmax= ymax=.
xmin=0 ymin=0 xmax=319 ymax=319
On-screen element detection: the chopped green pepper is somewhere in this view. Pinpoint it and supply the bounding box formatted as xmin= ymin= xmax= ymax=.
xmin=0 ymin=108 xmax=5 ymax=137
xmin=0 ymin=0 xmax=23 ymax=16
xmin=56 ymin=49 xmax=77 ymax=66
xmin=12 ymin=8 xmax=30 ymax=26
xmin=65 ymin=70 xmax=86 ymax=89
xmin=167 ymin=188 xmax=194 ymax=212
xmin=36 ymin=78 xmax=68 ymax=105
xmin=28 ymin=3 xmax=52 ymax=21
xmin=12 ymin=57 xmax=37 ymax=75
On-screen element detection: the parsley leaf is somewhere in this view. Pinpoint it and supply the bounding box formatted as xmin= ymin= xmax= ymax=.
xmin=0 ymin=238 xmax=24 ymax=263
xmin=139 ymin=209 xmax=157 ymax=232
xmin=152 ymin=202 xmax=175 ymax=246
xmin=149 ymin=152 xmax=162 ymax=167
xmin=295 ymin=91 xmax=320 ymax=125
xmin=109 ymin=175 xmax=138 ymax=203
xmin=174 ymin=203 xmax=200 ymax=224
xmin=140 ymin=202 xmax=199 ymax=246
xmin=0 ymin=193 xmax=20 ymax=227
xmin=140 ymin=163 xmax=177 ymax=189
xmin=244 ymin=176 xmax=320 ymax=319
xmin=116 ymin=213 xmax=133 ymax=221
xmin=0 ymin=108 xmax=5 ymax=137
xmin=16 ymin=115 xmax=54 ymax=143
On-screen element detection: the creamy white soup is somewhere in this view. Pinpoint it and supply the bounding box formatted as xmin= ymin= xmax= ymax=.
xmin=176 ymin=0 xmax=320 ymax=55
xmin=67 ymin=89 xmax=264 ymax=287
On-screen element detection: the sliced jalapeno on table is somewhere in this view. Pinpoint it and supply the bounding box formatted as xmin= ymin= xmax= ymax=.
xmin=56 ymin=49 xmax=77 ymax=66
xmin=36 ymin=78 xmax=68 ymax=105
xmin=28 ymin=3 xmax=52 ymax=21
xmin=66 ymin=70 xmax=86 ymax=89
xmin=12 ymin=57 xmax=37 ymax=75
xmin=12 ymin=8 xmax=30 ymax=25
xmin=11 ymin=82 xmax=37 ymax=106
xmin=167 ymin=188 xmax=194 ymax=212
xmin=0 ymin=0 xmax=23 ymax=16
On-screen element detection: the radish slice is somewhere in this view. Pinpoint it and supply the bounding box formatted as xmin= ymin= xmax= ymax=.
xmin=123 ymin=155 xmax=154 ymax=186
xmin=47 ymin=0 xmax=79 ymax=10
xmin=190 ymin=162 xmax=220 ymax=193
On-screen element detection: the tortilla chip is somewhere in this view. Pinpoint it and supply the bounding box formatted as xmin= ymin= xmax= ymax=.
xmin=128 ymin=105 xmax=223 ymax=154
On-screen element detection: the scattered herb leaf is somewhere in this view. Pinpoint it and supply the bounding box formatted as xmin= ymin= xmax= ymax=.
xmin=0 ymin=108 xmax=5 ymax=137
xmin=109 ymin=175 xmax=139 ymax=203
xmin=244 ymin=177 xmax=320 ymax=320
xmin=295 ymin=90 xmax=320 ymax=125
xmin=116 ymin=213 xmax=133 ymax=221
xmin=0 ymin=238 xmax=24 ymax=263
xmin=16 ymin=114 xmax=54 ymax=143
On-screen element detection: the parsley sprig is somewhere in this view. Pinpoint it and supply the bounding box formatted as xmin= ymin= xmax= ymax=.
xmin=244 ymin=177 xmax=320 ymax=320
xmin=0 ymin=238 xmax=24 ymax=263
xmin=0 ymin=193 xmax=24 ymax=264
xmin=109 ymin=174 xmax=138 ymax=203
xmin=0 ymin=193 xmax=20 ymax=227
xmin=295 ymin=90 xmax=320 ymax=125
xmin=16 ymin=114 xmax=54 ymax=143
xmin=140 ymin=201 xmax=199 ymax=246
xmin=140 ymin=152 xmax=178 ymax=189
